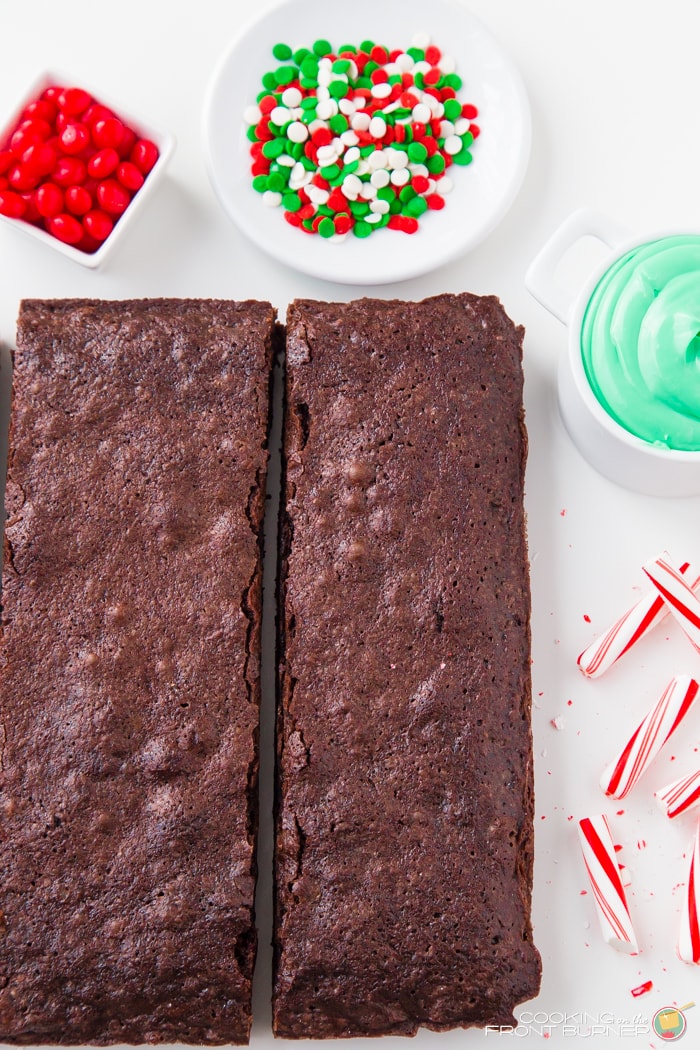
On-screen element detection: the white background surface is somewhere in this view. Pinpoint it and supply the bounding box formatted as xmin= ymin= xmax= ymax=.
xmin=2 ymin=2 xmax=700 ymax=1048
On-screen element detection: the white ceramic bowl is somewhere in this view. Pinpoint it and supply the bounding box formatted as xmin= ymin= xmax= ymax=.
xmin=203 ymin=0 xmax=531 ymax=285
xmin=526 ymin=209 xmax=700 ymax=498
xmin=0 ymin=71 xmax=175 ymax=269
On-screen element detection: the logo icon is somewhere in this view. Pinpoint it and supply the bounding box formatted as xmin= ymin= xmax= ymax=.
xmin=653 ymin=1006 xmax=689 ymax=1041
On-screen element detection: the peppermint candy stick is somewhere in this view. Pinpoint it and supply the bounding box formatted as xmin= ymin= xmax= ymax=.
xmin=601 ymin=675 xmax=700 ymax=800
xmin=644 ymin=553 xmax=700 ymax=654
xmin=656 ymin=769 xmax=700 ymax=820
xmin=577 ymin=562 xmax=698 ymax=678
xmin=578 ymin=814 xmax=639 ymax=953
xmin=678 ymin=820 xmax=700 ymax=964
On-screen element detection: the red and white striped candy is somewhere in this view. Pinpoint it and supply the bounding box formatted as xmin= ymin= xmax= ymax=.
xmin=601 ymin=674 xmax=700 ymax=800
xmin=644 ymin=553 xmax=700 ymax=654
xmin=578 ymin=562 xmax=699 ymax=678
xmin=678 ymin=820 xmax=700 ymax=964
xmin=578 ymin=814 xmax=639 ymax=954
xmin=656 ymin=769 xmax=700 ymax=820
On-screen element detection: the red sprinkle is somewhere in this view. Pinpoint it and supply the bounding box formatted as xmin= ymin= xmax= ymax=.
xmin=630 ymin=980 xmax=653 ymax=998
xmin=387 ymin=214 xmax=419 ymax=234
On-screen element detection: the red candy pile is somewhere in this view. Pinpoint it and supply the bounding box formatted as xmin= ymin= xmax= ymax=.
xmin=0 ymin=85 xmax=159 ymax=253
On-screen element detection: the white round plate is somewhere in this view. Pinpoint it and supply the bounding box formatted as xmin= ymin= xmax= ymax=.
xmin=203 ymin=0 xmax=531 ymax=285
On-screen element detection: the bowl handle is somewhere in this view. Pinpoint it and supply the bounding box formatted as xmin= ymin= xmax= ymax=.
xmin=525 ymin=209 xmax=630 ymax=324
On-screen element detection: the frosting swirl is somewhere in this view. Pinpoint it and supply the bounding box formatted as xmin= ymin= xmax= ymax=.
xmin=581 ymin=235 xmax=700 ymax=451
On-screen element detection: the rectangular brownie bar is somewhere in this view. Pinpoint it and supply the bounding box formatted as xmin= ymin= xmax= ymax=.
xmin=0 ymin=299 xmax=276 ymax=1045
xmin=274 ymin=293 xmax=541 ymax=1038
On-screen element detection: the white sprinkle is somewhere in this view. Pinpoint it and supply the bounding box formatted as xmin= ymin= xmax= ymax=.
xmin=318 ymin=57 xmax=333 ymax=69
xmin=343 ymin=146 xmax=361 ymax=165
xmin=351 ymin=112 xmax=371 ymax=131
xmin=369 ymin=115 xmax=387 ymax=139
xmin=440 ymin=120 xmax=455 ymax=139
xmin=438 ymin=175 xmax=454 ymax=194
xmin=281 ymin=87 xmax=303 ymax=108
xmin=395 ymin=53 xmax=414 ymax=73
xmin=290 ymin=161 xmax=306 ymax=182
xmin=316 ymin=99 xmax=338 ymax=121
xmin=315 ymin=84 xmax=331 ymax=102
xmin=454 ymin=117 xmax=470 ymax=135
xmin=306 ymin=185 xmax=329 ymax=205
xmin=317 ymin=68 xmax=332 ymax=87
xmin=366 ymin=212 xmax=383 ymax=224
xmin=331 ymin=232 xmax=348 ymax=242
xmin=342 ymin=173 xmax=364 ymax=196
xmin=287 ymin=122 xmax=309 ymax=144
xmin=338 ymin=98 xmax=356 ymax=116
xmin=289 ymin=107 xmax=303 ymax=120
xmin=289 ymin=168 xmax=312 ymax=190
xmin=356 ymin=159 xmax=371 ymax=176
xmin=371 ymin=82 xmax=392 ymax=100
xmin=384 ymin=62 xmax=400 ymax=78
xmin=340 ymin=129 xmax=360 ymax=147
xmin=426 ymin=178 xmax=437 ymax=193
xmin=317 ymin=144 xmax=340 ymax=166
xmin=444 ymin=135 xmax=463 ymax=156
xmin=359 ymin=181 xmax=378 ymax=200
xmin=408 ymin=162 xmax=429 ymax=178
xmin=308 ymin=119 xmax=327 ymax=135
xmin=424 ymin=95 xmax=444 ymax=117
xmin=413 ymin=60 xmax=431 ymax=75
xmin=382 ymin=99 xmax=401 ymax=114
xmin=243 ymin=104 xmax=261 ymax=125
xmin=412 ymin=103 xmax=431 ymax=124
xmin=271 ymin=106 xmax=291 ymax=126
xmin=411 ymin=31 xmax=431 ymax=49
xmin=439 ymin=54 xmax=456 ymax=75
xmin=277 ymin=154 xmax=295 ymax=167
xmin=262 ymin=190 xmax=282 ymax=207
xmin=390 ymin=167 xmax=410 ymax=186
xmin=386 ymin=149 xmax=408 ymax=170
xmin=368 ymin=149 xmax=388 ymax=171
xmin=369 ymin=198 xmax=390 ymax=214
xmin=370 ymin=168 xmax=391 ymax=188
xmin=346 ymin=61 xmax=359 ymax=81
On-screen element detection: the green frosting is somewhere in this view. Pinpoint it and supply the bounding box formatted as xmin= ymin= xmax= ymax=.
xmin=581 ymin=235 xmax=700 ymax=451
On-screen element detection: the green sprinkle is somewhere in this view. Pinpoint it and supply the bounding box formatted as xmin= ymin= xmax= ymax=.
xmin=377 ymin=186 xmax=395 ymax=203
xmin=356 ymin=75 xmax=373 ymax=89
xmin=332 ymin=59 xmax=351 ymax=74
xmin=317 ymin=205 xmax=334 ymax=217
xmin=301 ymin=56 xmax=319 ymax=79
xmin=328 ymin=80 xmax=349 ymax=99
xmin=293 ymin=47 xmax=311 ymax=64
xmin=353 ymin=220 xmax=373 ymax=237
xmin=272 ymin=42 xmax=293 ymax=61
xmin=414 ymin=72 xmax=425 ymax=89
xmin=399 ymin=185 xmax=417 ymax=203
xmin=329 ymin=114 xmax=349 ymax=134
xmin=301 ymin=96 xmax=318 ymax=110
xmin=389 ymin=197 xmax=402 ymax=214
xmin=364 ymin=60 xmax=379 ymax=75
xmin=407 ymin=141 xmax=428 ymax=163
xmin=300 ymin=109 xmax=317 ymax=124
xmin=246 ymin=125 xmax=258 ymax=142
xmin=405 ymin=196 xmax=428 ymax=217
xmin=338 ymin=43 xmax=357 ymax=54
xmin=275 ymin=65 xmax=297 ymax=86
xmin=443 ymin=98 xmax=462 ymax=121
xmin=300 ymin=156 xmax=317 ymax=171
xmin=460 ymin=131 xmax=474 ymax=149
xmin=318 ymin=216 xmax=336 ymax=237
xmin=342 ymin=160 xmax=359 ymax=175
xmin=388 ymin=74 xmax=402 ymax=85
xmin=452 ymin=147 xmax=473 ymax=166
xmin=262 ymin=71 xmax=278 ymax=91
xmin=262 ymin=138 xmax=286 ymax=159
xmin=320 ymin=164 xmax=341 ymax=181
xmin=252 ymin=175 xmax=268 ymax=193
xmin=267 ymin=171 xmax=287 ymax=192
xmin=359 ymin=145 xmax=376 ymax=157
xmin=360 ymin=39 xmax=375 ymax=52
xmin=289 ymin=141 xmax=305 ymax=160
xmin=444 ymin=73 xmax=463 ymax=90
xmin=427 ymin=153 xmax=446 ymax=174
xmin=407 ymin=47 xmax=425 ymax=61
xmin=300 ymin=77 xmax=319 ymax=90
xmin=313 ymin=38 xmax=333 ymax=56
xmin=282 ymin=192 xmax=302 ymax=212
xmin=302 ymin=218 xmax=315 ymax=231
xmin=350 ymin=200 xmax=371 ymax=217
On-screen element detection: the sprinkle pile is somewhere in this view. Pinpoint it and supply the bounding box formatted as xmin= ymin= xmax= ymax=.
xmin=0 ymin=84 xmax=159 ymax=254
xmin=244 ymin=34 xmax=479 ymax=238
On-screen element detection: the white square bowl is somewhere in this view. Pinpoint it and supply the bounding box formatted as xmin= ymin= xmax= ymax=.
xmin=0 ymin=71 xmax=175 ymax=268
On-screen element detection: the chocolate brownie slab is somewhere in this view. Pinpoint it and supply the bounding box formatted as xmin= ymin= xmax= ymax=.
xmin=0 ymin=299 xmax=275 ymax=1045
xmin=275 ymin=293 xmax=541 ymax=1038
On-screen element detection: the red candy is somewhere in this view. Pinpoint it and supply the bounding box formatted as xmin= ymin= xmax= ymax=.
xmin=0 ymin=82 xmax=159 ymax=252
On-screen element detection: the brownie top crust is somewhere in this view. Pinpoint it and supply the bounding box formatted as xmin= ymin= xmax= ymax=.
xmin=0 ymin=299 xmax=275 ymax=1045
xmin=275 ymin=293 xmax=541 ymax=1038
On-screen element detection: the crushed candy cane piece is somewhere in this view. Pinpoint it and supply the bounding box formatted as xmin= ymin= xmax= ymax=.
xmin=644 ymin=553 xmax=700 ymax=654
xmin=601 ymin=675 xmax=699 ymax=800
xmin=630 ymin=980 xmax=653 ymax=997
xmin=656 ymin=768 xmax=700 ymax=820
xmin=578 ymin=814 xmax=639 ymax=953
xmin=577 ymin=561 xmax=698 ymax=678
xmin=678 ymin=821 xmax=700 ymax=964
